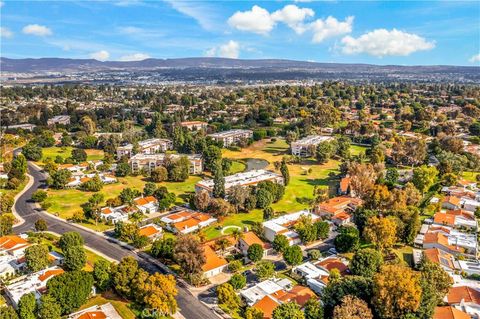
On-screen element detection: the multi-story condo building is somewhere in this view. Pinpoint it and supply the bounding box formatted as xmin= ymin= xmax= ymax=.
xmin=129 ymin=153 xmax=203 ymax=174
xmin=208 ymin=129 xmax=253 ymax=147
xmin=47 ymin=115 xmax=70 ymax=126
xmin=291 ymin=135 xmax=334 ymax=157
xmin=180 ymin=121 xmax=208 ymax=131
xmin=195 ymin=169 xmax=283 ymax=196
xmin=116 ymin=138 xmax=173 ymax=158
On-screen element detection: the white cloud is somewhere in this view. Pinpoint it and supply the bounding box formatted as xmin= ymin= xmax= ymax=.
xmin=165 ymin=0 xmax=220 ymax=31
xmin=205 ymin=40 xmax=240 ymax=59
xmin=0 ymin=27 xmax=13 ymax=39
xmin=118 ymin=53 xmax=151 ymax=61
xmin=271 ymin=5 xmax=314 ymax=34
xmin=228 ymin=5 xmax=276 ymax=35
xmin=118 ymin=26 xmax=144 ymax=35
xmin=89 ymin=50 xmax=110 ymax=61
xmin=22 ymin=24 xmax=52 ymax=36
xmin=341 ymin=28 xmax=435 ymax=57
xmin=469 ymin=54 xmax=480 ymax=63
xmin=310 ymin=16 xmax=353 ymax=43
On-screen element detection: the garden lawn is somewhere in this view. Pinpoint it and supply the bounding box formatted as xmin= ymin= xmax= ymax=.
xmin=43 ymin=175 xmax=201 ymax=231
xmin=350 ymin=144 xmax=368 ymax=156
xmin=229 ymin=160 xmax=247 ymax=174
xmin=79 ymin=292 xmax=136 ymax=319
xmin=462 ymin=171 xmax=479 ymax=182
xmin=39 ymin=146 xmax=104 ymax=164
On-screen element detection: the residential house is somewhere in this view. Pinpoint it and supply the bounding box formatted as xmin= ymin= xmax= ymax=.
xmin=195 ymin=169 xmax=284 ymax=197
xmin=202 ymin=244 xmax=228 ymax=278
xmin=433 ymin=306 xmax=470 ymax=319
xmin=444 ymin=286 xmax=480 ymax=319
xmin=68 ymin=303 xmax=122 ymax=319
xmin=291 ymin=135 xmax=334 ymax=157
xmin=133 ymin=196 xmax=159 ymax=214
xmin=47 ymin=115 xmax=70 ymax=126
xmin=262 ymin=210 xmax=320 ymax=245
xmin=433 ymin=210 xmax=477 ymax=230
xmin=66 ymin=173 xmax=117 ymax=188
xmin=292 ymin=262 xmax=330 ymax=294
xmin=208 ymin=129 xmax=253 ymax=147
xmin=138 ymin=224 xmax=163 ymax=239
xmin=116 ymin=138 xmax=173 ymax=159
xmin=337 ymin=176 xmax=352 ymax=196
xmin=161 ymin=209 xmax=217 ymax=234
xmin=100 ymin=206 xmax=131 ymax=224
xmin=5 ymin=267 xmax=64 ymax=307
xmin=418 ymin=226 xmax=477 ymax=258
xmin=237 ymin=231 xmax=271 ymax=258
xmin=314 ymin=257 xmax=350 ymax=276
xmin=129 ymin=153 xmax=203 ymax=174
xmin=314 ymin=196 xmax=362 ymax=226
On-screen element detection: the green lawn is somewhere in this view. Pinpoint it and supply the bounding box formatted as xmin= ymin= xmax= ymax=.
xmin=350 ymin=144 xmax=368 ymax=156
xmin=393 ymin=245 xmax=414 ymax=267
xmin=79 ymin=292 xmax=136 ymax=319
xmin=43 ymin=175 xmax=201 ymax=231
xmin=39 ymin=146 xmax=105 ymax=163
xmin=229 ymin=160 xmax=247 ymax=174
xmin=462 ymin=171 xmax=479 ymax=182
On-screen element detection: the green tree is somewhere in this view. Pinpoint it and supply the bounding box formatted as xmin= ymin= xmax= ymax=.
xmin=412 ymin=165 xmax=438 ymax=193
xmin=247 ymin=243 xmax=264 ymax=262
xmin=304 ymin=298 xmax=324 ymax=319
xmin=334 ymin=225 xmax=360 ymax=253
xmin=0 ymin=214 xmax=15 ymax=235
xmin=273 ymin=234 xmax=289 ymax=253
xmin=168 ymin=156 xmax=190 ymax=182
xmin=263 ymin=206 xmax=274 ymax=220
xmin=203 ymin=145 xmax=222 ymax=172
xmin=93 ymin=259 xmax=112 ymax=292
xmin=80 ymin=174 xmax=103 ymax=192
xmin=245 ymin=307 xmax=264 ymax=319
xmin=111 ymin=256 xmax=139 ymax=299
xmin=174 ymin=235 xmax=206 ymax=275
xmin=22 ymin=143 xmax=42 ymax=161
xmin=115 ymin=162 xmax=131 ymax=177
xmin=333 ymin=295 xmax=373 ymax=319
xmin=71 ymin=148 xmax=87 ymax=163
xmin=272 ymin=301 xmax=305 ymax=319
xmin=217 ymin=283 xmax=240 ymax=311
xmin=47 ymin=271 xmax=94 ymax=314
xmin=18 ymin=292 xmax=37 ymax=319
xmin=143 ymin=182 xmax=157 ymax=197
xmin=151 ymin=237 xmax=176 ymax=260
xmin=316 ymin=141 xmax=335 ymax=163
xmin=34 ymin=219 xmax=48 ymax=232
xmin=8 ymin=154 xmax=27 ymax=181
xmin=47 ymin=169 xmax=72 ymax=189
xmin=37 ymin=294 xmax=61 ymax=319
xmin=280 ymin=159 xmax=290 ymax=186
xmin=229 ymin=273 xmax=247 ymax=290
xmin=314 ymin=221 xmax=330 ymax=240
xmin=350 ymin=248 xmax=384 ymax=278
xmin=255 ymin=260 xmax=275 ymax=280
xmin=150 ymin=166 xmax=168 ymax=182
xmin=58 ymin=232 xmax=84 ymax=251
xmin=0 ymin=306 xmax=19 ymax=319
xmin=213 ymin=166 xmax=225 ymax=198
xmin=25 ymin=244 xmax=50 ymax=271
xmin=32 ymin=190 xmax=48 ymax=202
xmin=322 ymin=276 xmax=373 ymax=317
xmin=283 ymin=245 xmax=303 ymax=266
xmin=63 ymin=246 xmax=87 ymax=271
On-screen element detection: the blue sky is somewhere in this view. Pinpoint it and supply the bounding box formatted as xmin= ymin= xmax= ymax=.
xmin=1 ymin=0 xmax=479 ymax=65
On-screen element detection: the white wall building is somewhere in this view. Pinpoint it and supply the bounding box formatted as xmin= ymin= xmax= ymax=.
xmin=208 ymin=129 xmax=253 ymax=147
xmin=47 ymin=115 xmax=70 ymax=126
xmin=262 ymin=210 xmax=319 ymax=244
xmin=129 ymin=153 xmax=203 ymax=174
xmin=291 ymin=135 xmax=334 ymax=157
xmin=116 ymin=138 xmax=173 ymax=158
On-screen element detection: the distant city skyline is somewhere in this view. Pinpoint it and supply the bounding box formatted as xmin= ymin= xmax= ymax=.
xmin=1 ymin=0 xmax=479 ymax=66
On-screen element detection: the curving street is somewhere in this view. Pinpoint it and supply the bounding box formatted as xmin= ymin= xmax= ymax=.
xmin=13 ymin=162 xmax=216 ymax=319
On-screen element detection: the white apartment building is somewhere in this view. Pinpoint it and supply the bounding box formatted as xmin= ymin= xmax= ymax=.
xmin=129 ymin=153 xmax=203 ymax=174
xmin=6 ymin=123 xmax=37 ymax=131
xmin=116 ymin=138 xmax=173 ymax=158
xmin=208 ymin=129 xmax=253 ymax=147
xmin=195 ymin=169 xmax=283 ymax=196
xmin=291 ymin=135 xmax=334 ymax=157
xmin=47 ymin=115 xmax=70 ymax=126
xmin=262 ymin=210 xmax=320 ymax=244
xmin=292 ymin=262 xmax=330 ymax=294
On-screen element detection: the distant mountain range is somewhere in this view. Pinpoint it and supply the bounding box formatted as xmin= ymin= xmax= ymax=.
xmin=1 ymin=57 xmax=479 ymax=83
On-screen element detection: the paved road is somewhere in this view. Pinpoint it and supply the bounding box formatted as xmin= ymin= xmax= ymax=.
xmin=13 ymin=162 xmax=216 ymax=319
